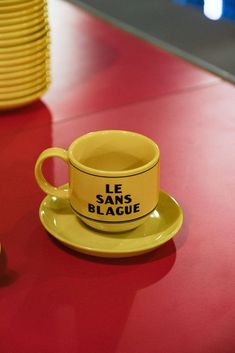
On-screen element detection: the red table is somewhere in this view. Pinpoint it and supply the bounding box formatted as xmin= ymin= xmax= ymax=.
xmin=0 ymin=1 xmax=234 ymax=352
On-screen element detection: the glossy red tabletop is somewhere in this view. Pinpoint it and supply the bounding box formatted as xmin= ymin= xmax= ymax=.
xmin=0 ymin=1 xmax=234 ymax=353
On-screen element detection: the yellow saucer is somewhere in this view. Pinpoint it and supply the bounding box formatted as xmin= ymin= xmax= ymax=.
xmin=39 ymin=190 xmax=183 ymax=258
xmin=0 ymin=55 xmax=49 ymax=73
xmin=0 ymin=7 xmax=46 ymax=26
xmin=0 ymin=79 xmax=50 ymax=99
xmin=0 ymin=34 xmax=49 ymax=54
xmin=0 ymin=0 xmax=44 ymax=14
xmin=0 ymin=15 xmax=47 ymax=36
xmin=0 ymin=36 xmax=49 ymax=58
xmin=0 ymin=19 xmax=48 ymax=40
xmin=0 ymin=4 xmax=46 ymax=21
xmin=0 ymin=84 xmax=49 ymax=110
xmin=0 ymin=0 xmax=32 ymax=4
xmin=0 ymin=48 xmax=49 ymax=67
xmin=0 ymin=66 xmax=49 ymax=87
xmin=0 ymin=27 xmax=49 ymax=47
xmin=0 ymin=74 xmax=49 ymax=93
xmin=0 ymin=61 xmax=49 ymax=80
xmin=0 ymin=10 xmax=46 ymax=33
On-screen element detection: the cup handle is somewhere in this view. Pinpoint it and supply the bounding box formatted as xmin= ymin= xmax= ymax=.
xmin=35 ymin=147 xmax=69 ymax=199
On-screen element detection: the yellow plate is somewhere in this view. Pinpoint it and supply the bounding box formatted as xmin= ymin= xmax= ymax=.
xmin=0 ymin=7 xmax=46 ymax=26
xmin=0 ymin=27 xmax=49 ymax=47
xmin=0 ymin=67 xmax=50 ymax=87
xmin=0 ymin=12 xmax=47 ymax=34
xmin=0 ymin=61 xmax=49 ymax=80
xmin=0 ymin=54 xmax=49 ymax=72
xmin=0 ymin=33 xmax=49 ymax=53
xmin=0 ymin=0 xmax=45 ymax=14
xmin=0 ymin=48 xmax=49 ymax=67
xmin=0 ymin=19 xmax=48 ymax=39
xmin=39 ymin=188 xmax=183 ymax=258
xmin=0 ymin=74 xmax=49 ymax=93
xmin=0 ymin=84 xmax=49 ymax=110
xmin=0 ymin=57 xmax=50 ymax=75
xmin=0 ymin=0 xmax=32 ymax=4
xmin=0 ymin=3 xmax=46 ymax=21
xmin=0 ymin=3 xmax=47 ymax=22
xmin=0 ymin=80 xmax=50 ymax=99
xmin=0 ymin=36 xmax=49 ymax=58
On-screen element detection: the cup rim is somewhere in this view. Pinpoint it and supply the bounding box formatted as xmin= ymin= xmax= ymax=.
xmin=68 ymin=130 xmax=160 ymax=177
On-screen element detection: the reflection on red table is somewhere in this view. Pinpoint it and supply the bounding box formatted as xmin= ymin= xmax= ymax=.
xmin=0 ymin=1 xmax=234 ymax=353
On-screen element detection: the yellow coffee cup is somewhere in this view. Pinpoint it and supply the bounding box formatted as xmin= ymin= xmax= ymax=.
xmin=35 ymin=130 xmax=160 ymax=232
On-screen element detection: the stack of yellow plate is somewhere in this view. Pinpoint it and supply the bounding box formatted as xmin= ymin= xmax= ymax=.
xmin=0 ymin=0 xmax=50 ymax=110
